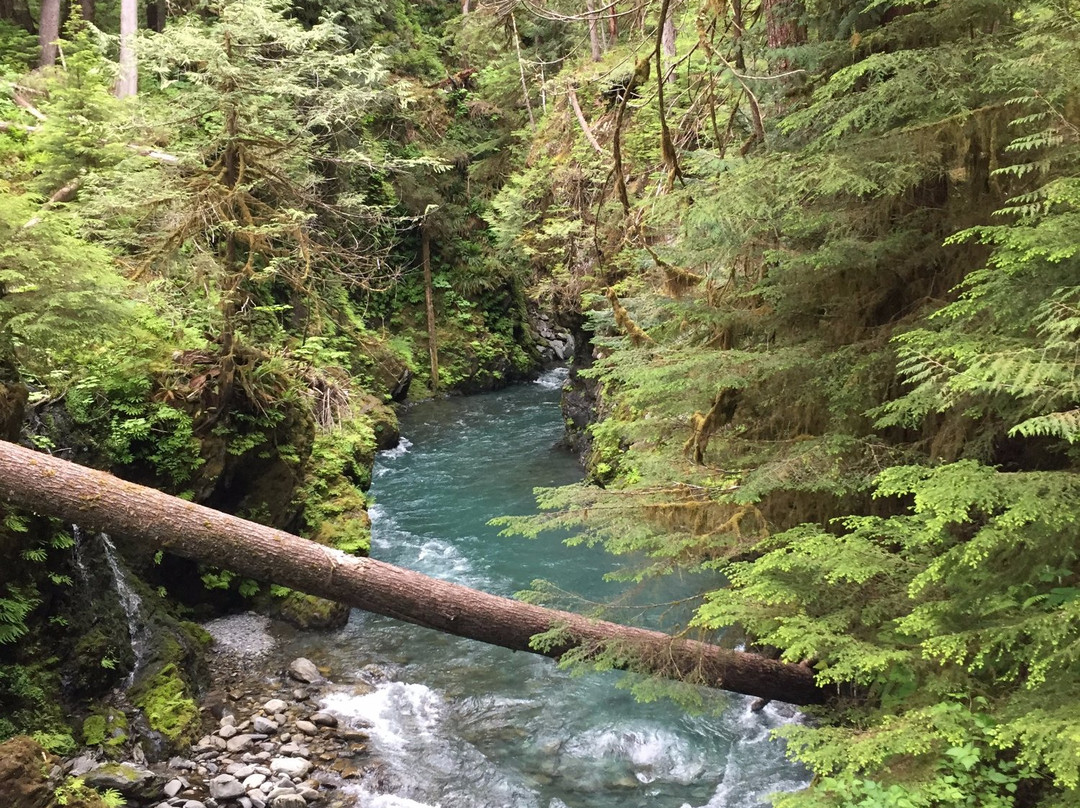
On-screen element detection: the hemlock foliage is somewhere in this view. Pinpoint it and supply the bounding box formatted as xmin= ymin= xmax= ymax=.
xmin=489 ymin=1 xmax=1080 ymax=806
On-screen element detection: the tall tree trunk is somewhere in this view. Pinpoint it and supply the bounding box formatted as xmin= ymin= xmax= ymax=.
xmin=38 ymin=0 xmax=60 ymax=66
xmin=421 ymin=224 xmax=439 ymax=393
xmin=607 ymin=1 xmax=617 ymax=43
xmin=763 ymin=0 xmax=804 ymax=71
xmin=145 ymin=0 xmax=165 ymax=32
xmin=461 ymin=0 xmax=469 ymax=13
xmin=115 ymin=0 xmax=137 ymax=97
xmin=511 ymin=12 xmax=536 ymax=130
xmin=211 ymin=33 xmax=240 ymax=423
xmin=3 ymin=0 xmax=37 ymax=31
xmin=586 ymin=0 xmax=602 ymax=62
xmin=0 ymin=440 xmax=828 ymax=706
xmin=78 ymin=0 xmax=93 ymax=23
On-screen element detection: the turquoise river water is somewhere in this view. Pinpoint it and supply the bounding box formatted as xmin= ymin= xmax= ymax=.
xmin=276 ymin=368 xmax=808 ymax=808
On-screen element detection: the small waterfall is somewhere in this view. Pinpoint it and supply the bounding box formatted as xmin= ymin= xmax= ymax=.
xmin=100 ymin=533 xmax=152 ymax=686
xmin=71 ymin=525 xmax=92 ymax=592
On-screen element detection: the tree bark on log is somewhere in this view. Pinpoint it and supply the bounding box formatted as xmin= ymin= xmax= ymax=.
xmin=0 ymin=440 xmax=828 ymax=705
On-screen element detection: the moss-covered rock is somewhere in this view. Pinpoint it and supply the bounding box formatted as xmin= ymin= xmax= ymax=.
xmin=262 ymin=590 xmax=349 ymax=629
xmin=0 ymin=735 xmax=55 ymax=808
xmin=130 ymin=663 xmax=199 ymax=751
xmin=296 ymin=414 xmax=381 ymax=556
xmin=81 ymin=706 xmax=128 ymax=755
xmin=0 ymin=736 xmax=112 ymax=808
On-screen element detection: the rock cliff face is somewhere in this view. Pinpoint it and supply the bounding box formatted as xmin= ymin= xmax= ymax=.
xmin=528 ymin=311 xmax=576 ymax=366
xmin=559 ymin=319 xmax=600 ymax=459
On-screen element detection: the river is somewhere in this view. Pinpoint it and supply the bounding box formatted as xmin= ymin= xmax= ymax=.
xmin=274 ymin=368 xmax=808 ymax=808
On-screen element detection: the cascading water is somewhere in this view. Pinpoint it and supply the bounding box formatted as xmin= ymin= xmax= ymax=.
xmin=278 ymin=368 xmax=809 ymax=807
xmin=71 ymin=524 xmax=92 ymax=591
xmin=100 ymin=533 xmax=153 ymax=685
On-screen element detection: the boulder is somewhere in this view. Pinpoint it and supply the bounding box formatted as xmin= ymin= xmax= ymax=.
xmin=227 ymin=733 xmax=260 ymax=753
xmin=309 ymin=712 xmax=337 ymax=728
xmin=269 ymin=756 xmax=312 ymax=779
xmin=209 ymin=773 xmax=247 ymax=800
xmin=263 ymin=699 xmax=288 ymax=714
xmin=270 ymin=795 xmax=307 ymax=808
xmin=84 ymin=762 xmax=164 ymax=802
xmin=243 ymin=773 xmax=268 ymax=790
xmin=286 ymin=658 xmax=321 ymax=684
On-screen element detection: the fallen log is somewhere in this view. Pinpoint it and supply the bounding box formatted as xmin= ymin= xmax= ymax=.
xmin=0 ymin=440 xmax=827 ymax=705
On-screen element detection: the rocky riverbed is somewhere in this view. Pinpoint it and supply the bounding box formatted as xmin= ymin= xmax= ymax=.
xmin=34 ymin=614 xmax=391 ymax=808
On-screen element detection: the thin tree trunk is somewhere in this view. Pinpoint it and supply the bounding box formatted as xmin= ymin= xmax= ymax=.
xmin=511 ymin=13 xmax=536 ymax=130
xmin=568 ymin=85 xmax=605 ymax=155
xmin=661 ymin=5 xmax=676 ymax=83
xmin=78 ymin=0 xmax=93 ymax=23
xmin=421 ymin=225 xmax=439 ymax=393
xmin=586 ymin=0 xmax=602 ymax=61
xmin=732 ymin=0 xmax=746 ymax=71
xmin=115 ymin=0 xmax=137 ymax=97
xmin=38 ymin=0 xmax=60 ymax=66
xmin=607 ymin=1 xmax=617 ymax=43
xmin=612 ymin=54 xmax=651 ymax=213
xmin=0 ymin=439 xmax=828 ymax=706
xmin=655 ymin=0 xmax=681 ymax=182
xmin=461 ymin=0 xmax=469 ymax=13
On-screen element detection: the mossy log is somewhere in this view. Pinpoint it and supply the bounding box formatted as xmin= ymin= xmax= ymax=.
xmin=0 ymin=440 xmax=827 ymax=705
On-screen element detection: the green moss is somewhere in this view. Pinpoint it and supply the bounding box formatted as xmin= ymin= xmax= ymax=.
xmin=132 ymin=663 xmax=197 ymax=747
xmin=270 ymin=590 xmax=348 ymax=629
xmin=81 ymin=715 xmax=106 ymax=746
xmin=81 ymin=707 xmax=128 ymax=752
xmin=296 ymin=415 xmax=380 ymax=556
xmin=179 ymin=621 xmax=212 ymax=648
